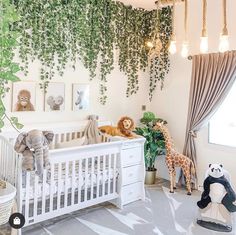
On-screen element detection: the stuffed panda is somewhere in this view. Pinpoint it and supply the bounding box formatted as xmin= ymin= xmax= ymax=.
xmin=197 ymin=164 xmax=236 ymax=213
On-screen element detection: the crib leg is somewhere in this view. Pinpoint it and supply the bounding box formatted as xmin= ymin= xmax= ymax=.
xmin=109 ymin=198 xmax=123 ymax=210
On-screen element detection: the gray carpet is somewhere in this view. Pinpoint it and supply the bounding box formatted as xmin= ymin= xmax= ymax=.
xmin=22 ymin=179 xmax=236 ymax=235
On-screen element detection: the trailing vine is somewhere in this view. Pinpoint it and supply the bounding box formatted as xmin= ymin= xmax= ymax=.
xmin=0 ymin=0 xmax=23 ymax=131
xmin=148 ymin=7 xmax=172 ymax=101
xmin=11 ymin=0 xmax=172 ymax=104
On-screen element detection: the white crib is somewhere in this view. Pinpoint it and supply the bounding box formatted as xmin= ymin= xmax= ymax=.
xmin=0 ymin=121 xmax=145 ymax=231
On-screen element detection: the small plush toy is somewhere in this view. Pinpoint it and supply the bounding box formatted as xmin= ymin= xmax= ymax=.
xmin=197 ymin=164 xmax=236 ymax=212
xmin=14 ymin=130 xmax=54 ymax=177
xmin=99 ymin=116 xmax=135 ymax=138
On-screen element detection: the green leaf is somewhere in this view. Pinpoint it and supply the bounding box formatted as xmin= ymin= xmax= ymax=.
xmin=15 ymin=123 xmax=24 ymax=129
xmin=0 ymin=120 xmax=4 ymax=129
xmin=10 ymin=116 xmax=18 ymax=124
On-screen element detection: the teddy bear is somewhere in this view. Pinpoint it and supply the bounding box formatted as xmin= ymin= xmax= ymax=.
xmin=197 ymin=164 xmax=236 ymax=213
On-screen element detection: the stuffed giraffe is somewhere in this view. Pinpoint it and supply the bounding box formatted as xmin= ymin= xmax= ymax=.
xmin=154 ymin=122 xmax=195 ymax=195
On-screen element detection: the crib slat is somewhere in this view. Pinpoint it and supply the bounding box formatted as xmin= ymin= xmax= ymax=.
xmin=2 ymin=141 xmax=6 ymax=180
xmin=42 ymin=169 xmax=47 ymax=213
xmin=33 ymin=175 xmax=39 ymax=217
xmin=57 ymin=163 xmax=62 ymax=210
xmin=25 ymin=172 xmax=30 ymax=220
xmin=78 ymin=159 xmax=82 ymax=203
xmin=108 ymin=154 xmax=111 ymax=194
xmin=91 ymin=157 xmax=94 ymax=199
xmin=64 ymin=161 xmax=69 ymax=207
xmin=102 ymin=155 xmax=106 ymax=196
xmin=96 ymin=156 xmax=100 ymax=198
xmin=49 ymin=163 xmax=55 ymax=212
xmin=5 ymin=142 xmax=9 ymax=180
xmin=113 ymin=154 xmax=117 ymax=194
xmin=71 ymin=161 xmax=75 ymax=205
xmin=84 ymin=158 xmax=88 ymax=201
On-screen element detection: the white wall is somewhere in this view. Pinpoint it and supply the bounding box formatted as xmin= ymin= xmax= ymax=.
xmin=3 ymin=56 xmax=150 ymax=131
xmin=150 ymin=0 xmax=236 ymax=188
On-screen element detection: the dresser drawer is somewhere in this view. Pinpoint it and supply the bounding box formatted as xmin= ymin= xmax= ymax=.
xmin=122 ymin=165 xmax=143 ymax=186
xmin=121 ymin=182 xmax=143 ymax=205
xmin=121 ymin=147 xmax=142 ymax=167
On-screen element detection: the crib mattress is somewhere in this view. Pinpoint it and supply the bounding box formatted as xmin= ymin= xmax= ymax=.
xmin=22 ymin=169 xmax=117 ymax=200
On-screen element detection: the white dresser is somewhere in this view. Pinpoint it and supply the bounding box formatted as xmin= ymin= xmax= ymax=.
xmin=112 ymin=137 xmax=146 ymax=208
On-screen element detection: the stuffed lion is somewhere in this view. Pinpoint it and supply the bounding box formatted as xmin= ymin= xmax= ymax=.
xmin=99 ymin=116 xmax=135 ymax=138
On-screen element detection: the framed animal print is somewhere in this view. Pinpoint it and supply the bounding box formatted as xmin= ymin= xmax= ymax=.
xmin=44 ymin=82 xmax=65 ymax=111
xmin=72 ymin=84 xmax=89 ymax=111
xmin=12 ymin=81 xmax=36 ymax=112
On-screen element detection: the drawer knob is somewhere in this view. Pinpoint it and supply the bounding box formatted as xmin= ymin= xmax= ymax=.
xmin=128 ymin=173 xmax=133 ymax=177
xmin=129 ymin=155 xmax=134 ymax=158
xmin=128 ymin=191 xmax=133 ymax=195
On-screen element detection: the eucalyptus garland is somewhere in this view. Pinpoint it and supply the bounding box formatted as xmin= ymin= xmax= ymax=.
xmin=0 ymin=0 xmax=23 ymax=131
xmin=12 ymin=0 xmax=172 ymax=104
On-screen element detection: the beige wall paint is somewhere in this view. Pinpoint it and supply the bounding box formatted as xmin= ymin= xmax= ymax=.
xmin=150 ymin=0 xmax=236 ymax=188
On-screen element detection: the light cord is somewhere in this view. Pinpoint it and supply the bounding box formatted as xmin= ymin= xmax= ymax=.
xmin=222 ymin=0 xmax=228 ymax=35
xmin=202 ymin=0 xmax=207 ymax=37
xmin=184 ymin=0 xmax=188 ymax=41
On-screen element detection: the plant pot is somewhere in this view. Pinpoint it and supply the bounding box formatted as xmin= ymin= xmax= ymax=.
xmin=145 ymin=169 xmax=157 ymax=185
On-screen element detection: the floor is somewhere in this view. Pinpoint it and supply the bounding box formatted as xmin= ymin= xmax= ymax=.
xmin=1 ymin=179 xmax=235 ymax=235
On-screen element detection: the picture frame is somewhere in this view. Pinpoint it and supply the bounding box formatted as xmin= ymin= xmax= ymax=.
xmin=44 ymin=82 xmax=65 ymax=111
xmin=72 ymin=84 xmax=89 ymax=111
xmin=12 ymin=81 xmax=36 ymax=112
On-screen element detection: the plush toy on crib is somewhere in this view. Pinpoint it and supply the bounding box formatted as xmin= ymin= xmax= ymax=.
xmin=99 ymin=116 xmax=135 ymax=138
xmin=14 ymin=130 xmax=54 ymax=177
xmin=197 ymin=164 xmax=236 ymax=232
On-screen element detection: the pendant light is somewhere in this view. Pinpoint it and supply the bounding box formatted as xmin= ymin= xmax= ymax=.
xmin=169 ymin=0 xmax=177 ymax=54
xmin=200 ymin=0 xmax=208 ymax=53
xmin=181 ymin=0 xmax=189 ymax=57
xmin=219 ymin=0 xmax=229 ymax=53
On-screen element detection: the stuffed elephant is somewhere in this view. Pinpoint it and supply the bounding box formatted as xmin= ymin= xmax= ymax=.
xmin=14 ymin=129 xmax=54 ymax=177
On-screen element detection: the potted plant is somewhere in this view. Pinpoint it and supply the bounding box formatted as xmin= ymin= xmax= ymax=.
xmin=134 ymin=112 xmax=166 ymax=185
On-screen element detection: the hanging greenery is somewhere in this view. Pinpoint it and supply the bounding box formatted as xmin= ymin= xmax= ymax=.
xmin=12 ymin=0 xmax=172 ymax=104
xmin=148 ymin=7 xmax=172 ymax=101
xmin=0 ymin=0 xmax=23 ymax=131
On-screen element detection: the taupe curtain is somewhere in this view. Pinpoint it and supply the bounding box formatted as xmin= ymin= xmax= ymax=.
xmin=183 ymin=51 xmax=236 ymax=185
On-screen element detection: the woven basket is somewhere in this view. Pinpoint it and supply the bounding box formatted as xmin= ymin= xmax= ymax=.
xmin=0 ymin=180 xmax=16 ymax=225
xmin=0 ymin=199 xmax=14 ymax=225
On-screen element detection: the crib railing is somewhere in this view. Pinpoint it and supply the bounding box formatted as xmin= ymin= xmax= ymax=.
xmin=0 ymin=135 xmax=21 ymax=187
xmin=17 ymin=141 xmax=122 ymax=226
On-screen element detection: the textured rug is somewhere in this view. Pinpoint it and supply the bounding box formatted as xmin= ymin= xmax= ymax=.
xmin=21 ymin=179 xmax=236 ymax=235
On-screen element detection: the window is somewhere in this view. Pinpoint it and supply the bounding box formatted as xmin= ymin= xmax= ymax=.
xmin=209 ymin=81 xmax=236 ymax=148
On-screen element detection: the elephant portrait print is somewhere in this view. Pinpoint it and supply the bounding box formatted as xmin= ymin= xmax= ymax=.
xmin=45 ymin=82 xmax=65 ymax=111
xmin=12 ymin=81 xmax=36 ymax=112
xmin=72 ymin=84 xmax=89 ymax=111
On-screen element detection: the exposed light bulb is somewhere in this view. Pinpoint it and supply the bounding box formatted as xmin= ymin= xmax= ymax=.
xmin=181 ymin=42 xmax=189 ymax=58
xmin=200 ymin=36 xmax=208 ymax=54
xmin=169 ymin=40 xmax=177 ymax=54
xmin=146 ymin=41 xmax=154 ymax=48
xmin=219 ymin=35 xmax=229 ymax=53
